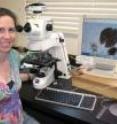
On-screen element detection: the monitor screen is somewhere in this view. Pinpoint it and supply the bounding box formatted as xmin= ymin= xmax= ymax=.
xmin=81 ymin=18 xmax=117 ymax=60
xmin=76 ymin=17 xmax=117 ymax=78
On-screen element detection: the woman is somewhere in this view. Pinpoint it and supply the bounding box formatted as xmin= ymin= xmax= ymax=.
xmin=0 ymin=7 xmax=39 ymax=124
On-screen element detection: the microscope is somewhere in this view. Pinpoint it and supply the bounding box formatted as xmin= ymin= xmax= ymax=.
xmin=21 ymin=3 xmax=71 ymax=89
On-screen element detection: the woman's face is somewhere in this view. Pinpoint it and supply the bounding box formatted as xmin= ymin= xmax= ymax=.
xmin=0 ymin=15 xmax=16 ymax=53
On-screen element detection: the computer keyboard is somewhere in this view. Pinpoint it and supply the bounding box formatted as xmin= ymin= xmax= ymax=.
xmin=35 ymin=87 xmax=97 ymax=111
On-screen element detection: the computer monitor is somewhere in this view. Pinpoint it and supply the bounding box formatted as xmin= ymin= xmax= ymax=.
xmin=77 ymin=17 xmax=117 ymax=69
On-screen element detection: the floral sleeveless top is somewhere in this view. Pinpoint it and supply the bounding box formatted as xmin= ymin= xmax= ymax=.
xmin=0 ymin=49 xmax=23 ymax=124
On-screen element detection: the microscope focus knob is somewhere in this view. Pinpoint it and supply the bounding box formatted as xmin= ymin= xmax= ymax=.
xmin=16 ymin=25 xmax=23 ymax=32
xmin=34 ymin=78 xmax=40 ymax=84
xmin=24 ymin=23 xmax=31 ymax=32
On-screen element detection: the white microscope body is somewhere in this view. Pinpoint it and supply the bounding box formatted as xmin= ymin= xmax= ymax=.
xmin=23 ymin=3 xmax=71 ymax=89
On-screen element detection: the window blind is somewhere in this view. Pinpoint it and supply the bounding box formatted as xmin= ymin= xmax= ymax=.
xmin=26 ymin=0 xmax=117 ymax=54
xmin=26 ymin=0 xmax=117 ymax=36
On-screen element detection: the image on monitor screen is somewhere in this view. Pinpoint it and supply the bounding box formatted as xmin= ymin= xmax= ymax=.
xmin=81 ymin=18 xmax=117 ymax=60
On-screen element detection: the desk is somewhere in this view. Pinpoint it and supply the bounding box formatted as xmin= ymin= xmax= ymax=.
xmin=20 ymin=81 xmax=108 ymax=124
xmin=72 ymin=70 xmax=117 ymax=99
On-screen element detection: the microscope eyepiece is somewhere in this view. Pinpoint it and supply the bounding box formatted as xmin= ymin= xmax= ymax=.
xmin=24 ymin=23 xmax=31 ymax=32
xmin=16 ymin=25 xmax=23 ymax=32
xmin=46 ymin=24 xmax=53 ymax=31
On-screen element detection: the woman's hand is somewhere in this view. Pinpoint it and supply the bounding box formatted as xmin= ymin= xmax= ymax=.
xmin=20 ymin=72 xmax=34 ymax=82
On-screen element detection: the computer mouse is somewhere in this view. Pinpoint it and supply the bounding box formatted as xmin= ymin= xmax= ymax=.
xmin=109 ymin=103 xmax=117 ymax=116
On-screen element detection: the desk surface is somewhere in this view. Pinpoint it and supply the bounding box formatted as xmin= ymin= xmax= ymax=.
xmin=20 ymin=80 xmax=117 ymax=124
xmin=72 ymin=69 xmax=117 ymax=99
